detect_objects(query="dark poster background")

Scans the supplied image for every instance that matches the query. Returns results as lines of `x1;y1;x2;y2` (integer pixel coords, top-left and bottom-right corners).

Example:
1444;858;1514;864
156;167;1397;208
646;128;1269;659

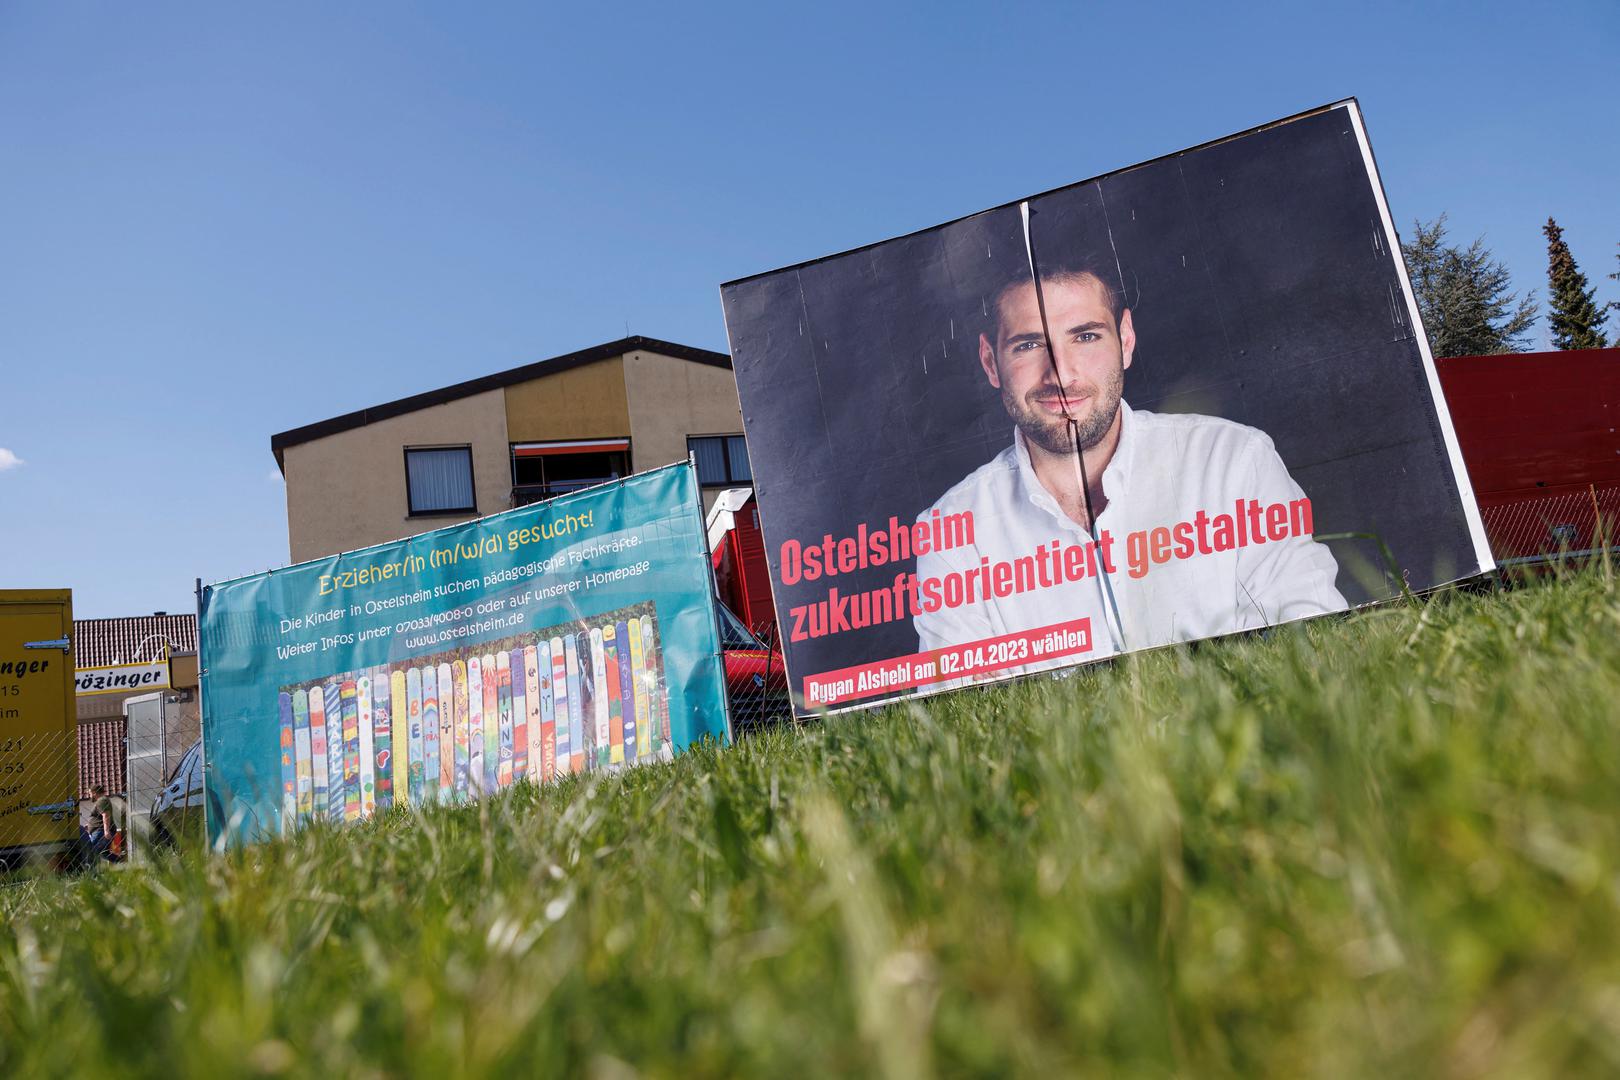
722;103;1483;691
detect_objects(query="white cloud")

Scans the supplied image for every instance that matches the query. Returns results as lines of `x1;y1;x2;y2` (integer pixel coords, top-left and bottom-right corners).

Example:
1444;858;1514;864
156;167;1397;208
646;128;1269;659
0;448;23;472
265;468;284;485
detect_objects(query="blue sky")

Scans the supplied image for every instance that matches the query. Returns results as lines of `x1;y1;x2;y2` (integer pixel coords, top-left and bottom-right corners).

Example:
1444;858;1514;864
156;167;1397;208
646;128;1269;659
2;1;1616;618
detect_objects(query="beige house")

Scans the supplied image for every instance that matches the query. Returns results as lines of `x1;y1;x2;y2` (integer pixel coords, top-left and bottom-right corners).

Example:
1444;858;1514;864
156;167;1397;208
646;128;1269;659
271;336;751;564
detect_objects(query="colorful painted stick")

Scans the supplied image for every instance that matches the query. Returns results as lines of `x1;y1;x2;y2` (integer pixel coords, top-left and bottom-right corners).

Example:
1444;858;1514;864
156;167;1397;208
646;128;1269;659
532;642;551;782
571;632;591;771
341;679;361;823
468;654;484;795
631;615;651;761
292;689;314;821
648;615;671;745
513;648;530;783
429;663;447;803
616;618;636;765
422;664;440;805
554;636;574;776
482;652;499;792
406;666;425;805
497;650;514;789
324;683;344;822
438;661;455;796
278;691;296;832
453;659;470;800
391;669;408;806
590;628;609;769
372;666;393;812
605;623;624;766
309;683;329;817
639;615;663;753
357;676;376;818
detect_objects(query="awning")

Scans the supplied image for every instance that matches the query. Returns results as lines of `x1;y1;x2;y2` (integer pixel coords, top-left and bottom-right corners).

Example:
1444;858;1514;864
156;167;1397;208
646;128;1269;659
511;439;630;457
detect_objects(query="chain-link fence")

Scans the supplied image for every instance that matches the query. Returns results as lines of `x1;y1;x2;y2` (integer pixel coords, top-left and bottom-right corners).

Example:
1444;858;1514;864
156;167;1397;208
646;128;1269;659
0;727;81;874
1481;484;1619;568
0;692;202;875
725;617;793;737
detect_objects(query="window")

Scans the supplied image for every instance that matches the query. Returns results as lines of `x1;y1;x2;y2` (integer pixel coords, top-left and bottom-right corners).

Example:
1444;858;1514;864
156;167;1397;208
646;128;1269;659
511;439;631;506
689;434;751;487
716;601;764;650
404;446;477;516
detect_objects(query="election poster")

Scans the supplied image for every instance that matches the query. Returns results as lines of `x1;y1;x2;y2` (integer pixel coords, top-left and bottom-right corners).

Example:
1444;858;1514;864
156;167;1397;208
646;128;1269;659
720;99;1492;714
198;462;728;846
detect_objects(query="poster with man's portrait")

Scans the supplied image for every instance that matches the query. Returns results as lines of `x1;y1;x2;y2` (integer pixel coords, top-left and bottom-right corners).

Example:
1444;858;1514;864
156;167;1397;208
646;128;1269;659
720;100;1492;715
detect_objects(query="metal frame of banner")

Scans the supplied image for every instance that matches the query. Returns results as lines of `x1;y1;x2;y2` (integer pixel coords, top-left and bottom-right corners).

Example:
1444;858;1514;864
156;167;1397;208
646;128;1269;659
194;575;212;853
196;461;734;851
689;453;736;746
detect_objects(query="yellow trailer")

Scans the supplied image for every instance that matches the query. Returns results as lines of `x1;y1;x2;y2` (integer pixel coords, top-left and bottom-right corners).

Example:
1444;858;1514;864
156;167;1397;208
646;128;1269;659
0;589;78;870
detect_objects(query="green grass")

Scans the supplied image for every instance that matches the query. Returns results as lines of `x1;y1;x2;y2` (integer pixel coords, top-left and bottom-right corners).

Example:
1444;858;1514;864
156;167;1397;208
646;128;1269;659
6;565;1620;1077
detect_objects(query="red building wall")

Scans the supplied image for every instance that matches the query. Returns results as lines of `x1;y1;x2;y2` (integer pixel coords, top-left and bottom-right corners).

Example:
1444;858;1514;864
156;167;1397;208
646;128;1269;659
1437;348;1620;561
710;494;777;636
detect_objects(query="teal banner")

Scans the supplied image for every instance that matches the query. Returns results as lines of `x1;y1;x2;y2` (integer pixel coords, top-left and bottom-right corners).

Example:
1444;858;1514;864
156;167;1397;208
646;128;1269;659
199;462;728;846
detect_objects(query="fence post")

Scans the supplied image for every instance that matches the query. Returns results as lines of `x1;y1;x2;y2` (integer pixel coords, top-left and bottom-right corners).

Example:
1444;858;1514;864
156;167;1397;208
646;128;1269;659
1592;484;1612;581
194;576;212;853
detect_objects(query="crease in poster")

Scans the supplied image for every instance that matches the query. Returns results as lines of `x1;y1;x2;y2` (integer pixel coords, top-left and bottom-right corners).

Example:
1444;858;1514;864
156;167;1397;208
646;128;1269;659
720;100;1492;715
199;462;727;847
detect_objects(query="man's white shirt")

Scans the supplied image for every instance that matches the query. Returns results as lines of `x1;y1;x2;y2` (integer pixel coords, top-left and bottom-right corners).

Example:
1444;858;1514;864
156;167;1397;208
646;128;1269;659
913;402;1347;669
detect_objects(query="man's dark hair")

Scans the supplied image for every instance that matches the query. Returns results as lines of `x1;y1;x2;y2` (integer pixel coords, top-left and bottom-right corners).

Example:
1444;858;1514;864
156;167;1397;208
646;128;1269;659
941;196;1130;347
987;248;1129;343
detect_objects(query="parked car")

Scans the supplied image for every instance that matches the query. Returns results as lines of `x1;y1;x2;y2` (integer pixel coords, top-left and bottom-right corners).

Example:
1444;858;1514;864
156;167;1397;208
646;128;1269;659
149;740;210;851
716;601;792;734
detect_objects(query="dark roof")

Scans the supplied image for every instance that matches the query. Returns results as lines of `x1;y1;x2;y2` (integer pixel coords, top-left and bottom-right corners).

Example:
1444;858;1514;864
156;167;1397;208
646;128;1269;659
74;613;198;668
270;336;732;470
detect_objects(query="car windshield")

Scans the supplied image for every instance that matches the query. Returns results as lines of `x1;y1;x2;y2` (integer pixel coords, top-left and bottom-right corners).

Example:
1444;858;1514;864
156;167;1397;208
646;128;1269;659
183;744;205;789
170;743;202;788
716;603;763;650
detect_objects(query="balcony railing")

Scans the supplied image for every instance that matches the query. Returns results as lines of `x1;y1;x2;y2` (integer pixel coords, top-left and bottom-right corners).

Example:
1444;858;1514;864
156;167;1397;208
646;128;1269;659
511;479;622;507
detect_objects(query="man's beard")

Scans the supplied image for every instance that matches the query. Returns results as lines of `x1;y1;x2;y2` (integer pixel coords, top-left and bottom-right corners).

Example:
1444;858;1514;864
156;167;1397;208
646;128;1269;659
1003;371;1124;456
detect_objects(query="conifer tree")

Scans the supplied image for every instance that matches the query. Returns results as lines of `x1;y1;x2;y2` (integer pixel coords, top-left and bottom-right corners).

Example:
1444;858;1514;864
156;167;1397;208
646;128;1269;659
1402;216;1537;357
1543;218;1609;350
1609;243;1620;323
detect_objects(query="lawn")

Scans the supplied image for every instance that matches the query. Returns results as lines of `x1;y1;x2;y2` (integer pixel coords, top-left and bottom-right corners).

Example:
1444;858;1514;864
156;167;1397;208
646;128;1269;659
4;565;1620;1077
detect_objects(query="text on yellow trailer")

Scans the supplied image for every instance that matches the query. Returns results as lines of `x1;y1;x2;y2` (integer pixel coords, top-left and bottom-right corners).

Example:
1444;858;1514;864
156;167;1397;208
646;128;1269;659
0;589;79;862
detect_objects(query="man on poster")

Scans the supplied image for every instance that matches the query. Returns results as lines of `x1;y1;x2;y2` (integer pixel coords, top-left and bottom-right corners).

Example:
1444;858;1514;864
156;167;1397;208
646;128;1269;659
914;239;1346;664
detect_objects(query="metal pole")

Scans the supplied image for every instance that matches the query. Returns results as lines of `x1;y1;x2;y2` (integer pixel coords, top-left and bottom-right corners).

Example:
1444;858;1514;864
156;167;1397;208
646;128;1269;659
689;455;735;746
762;621;776;727
194;576;211;853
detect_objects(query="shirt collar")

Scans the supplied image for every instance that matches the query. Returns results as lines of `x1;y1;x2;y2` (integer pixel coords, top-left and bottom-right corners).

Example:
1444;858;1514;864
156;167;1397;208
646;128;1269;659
1103;399;1138;499
1011;399;1137;527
